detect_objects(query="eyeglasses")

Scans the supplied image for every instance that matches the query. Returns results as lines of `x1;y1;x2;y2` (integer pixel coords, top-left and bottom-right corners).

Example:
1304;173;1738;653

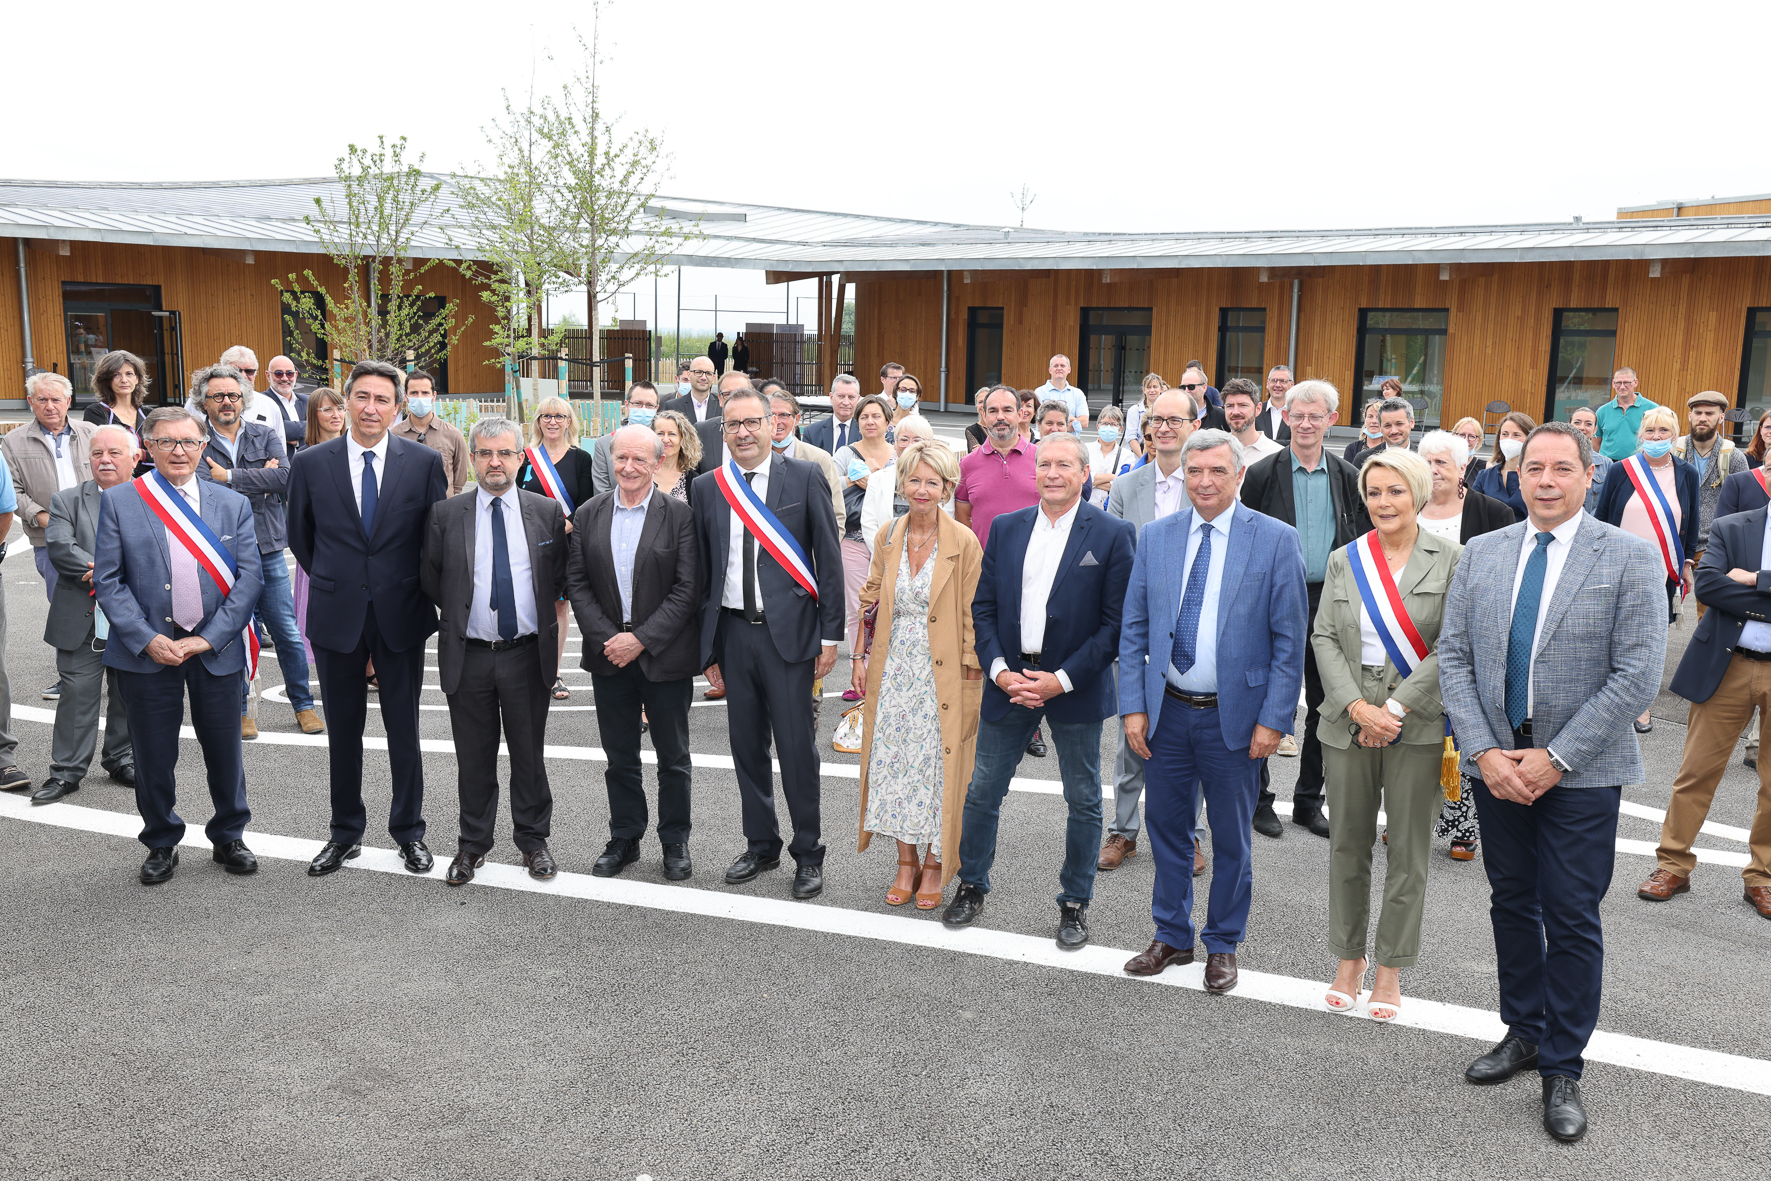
471;449;522;461
537;413;569;422
1147;416;1192;430
723;417;767;435
269;369;297;378
897;388;920;396
1289;413;1330;427
206;392;244;404
236;367;258;377
146;437;208;451
769;410;798;421
1178;383;1204;392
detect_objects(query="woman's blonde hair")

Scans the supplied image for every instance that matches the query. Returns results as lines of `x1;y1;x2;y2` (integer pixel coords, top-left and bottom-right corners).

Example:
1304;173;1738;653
653;408;700;472
527;396;580;445
895;439;961;503
1360;447;1433;512
1637;405;1679;441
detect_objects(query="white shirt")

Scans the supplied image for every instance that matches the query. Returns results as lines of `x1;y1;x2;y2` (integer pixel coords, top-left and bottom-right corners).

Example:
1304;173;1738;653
721;458;770;610
42;424;79;491
345;432;391;520
1235;434;1284;499
1168;508;1234;693
691;395;713;422
466;488;539;641
987;499;1079;693
1510;512;1584;715
268;390;301;422
1741;512;1771;653
1260;402;1286;437
1151;461;1187;519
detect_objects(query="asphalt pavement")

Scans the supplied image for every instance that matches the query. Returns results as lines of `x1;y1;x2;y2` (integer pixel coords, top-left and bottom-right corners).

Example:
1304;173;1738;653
1;550;1768;1181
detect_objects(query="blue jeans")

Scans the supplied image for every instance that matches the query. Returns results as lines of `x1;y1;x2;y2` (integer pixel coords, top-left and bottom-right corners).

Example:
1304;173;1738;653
240;549;313;714
956;707;1103;906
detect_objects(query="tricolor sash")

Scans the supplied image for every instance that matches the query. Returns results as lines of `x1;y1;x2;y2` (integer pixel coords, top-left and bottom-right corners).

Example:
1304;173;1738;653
714;459;819;600
134;471;260;678
1346;531;1430;677
525;445;575;516
1621;453;1684;588
1754;467;1770;499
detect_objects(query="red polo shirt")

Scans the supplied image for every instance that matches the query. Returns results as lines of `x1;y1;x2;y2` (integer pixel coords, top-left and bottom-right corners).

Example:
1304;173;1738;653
955;437;1039;544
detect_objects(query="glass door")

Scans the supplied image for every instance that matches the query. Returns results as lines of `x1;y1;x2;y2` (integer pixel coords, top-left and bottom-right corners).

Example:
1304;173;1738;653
1544;309;1618;424
61;283;168;405
1080;308;1153;409
965;307;1004;401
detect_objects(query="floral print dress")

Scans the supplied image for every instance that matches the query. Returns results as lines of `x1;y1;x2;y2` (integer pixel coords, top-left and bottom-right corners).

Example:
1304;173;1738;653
862;540;943;847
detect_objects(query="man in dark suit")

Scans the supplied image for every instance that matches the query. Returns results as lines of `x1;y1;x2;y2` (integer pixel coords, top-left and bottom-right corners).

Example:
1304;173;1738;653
419;417;566;886
1715;466;1770;519
33;426;136;804
708;333;729;375
93;407;264;884
1179;365;1229;432
568;425;702;881
1237;379;1371;838
802;374;863;456
287;360;448;877
942;434;1137;949
692;388;844;899
1254;366;1293;444
662;356;720;424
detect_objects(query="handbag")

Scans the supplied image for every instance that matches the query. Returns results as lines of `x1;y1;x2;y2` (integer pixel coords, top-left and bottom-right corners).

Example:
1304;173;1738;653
832;704;865;754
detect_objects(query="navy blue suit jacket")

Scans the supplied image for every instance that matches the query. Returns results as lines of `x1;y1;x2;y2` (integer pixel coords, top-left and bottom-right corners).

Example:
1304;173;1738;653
286;434;447;654
1673;507;1771;704
1594;455;1700;565
1715;468;1770;521
802;414;858;456
973;499;1136;725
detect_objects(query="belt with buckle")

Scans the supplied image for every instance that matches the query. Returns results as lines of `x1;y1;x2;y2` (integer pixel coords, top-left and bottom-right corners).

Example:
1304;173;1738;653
466;634;537;651
1164;685;1218;709
1737;647;1771;663
619;623;634;632
722;607;766;624
1020;652;1042;668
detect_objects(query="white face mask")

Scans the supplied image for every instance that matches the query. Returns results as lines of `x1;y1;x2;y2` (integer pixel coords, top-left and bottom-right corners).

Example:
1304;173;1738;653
1498;437;1523;460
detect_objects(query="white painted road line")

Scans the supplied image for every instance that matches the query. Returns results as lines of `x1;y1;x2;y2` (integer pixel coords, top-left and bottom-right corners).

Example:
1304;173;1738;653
3;790;1766;1098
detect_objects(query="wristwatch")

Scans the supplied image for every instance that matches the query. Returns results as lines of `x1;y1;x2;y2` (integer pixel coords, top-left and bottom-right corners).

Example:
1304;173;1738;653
1384;698;1406;719
1546;748;1573;774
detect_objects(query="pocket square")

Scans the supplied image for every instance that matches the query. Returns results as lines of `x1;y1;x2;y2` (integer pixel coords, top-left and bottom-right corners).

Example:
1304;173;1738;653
1078;551;1099;567
537;539;555;547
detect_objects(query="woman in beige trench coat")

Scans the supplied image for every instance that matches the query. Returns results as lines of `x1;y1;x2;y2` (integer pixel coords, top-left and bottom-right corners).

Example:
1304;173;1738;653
852;440;984;909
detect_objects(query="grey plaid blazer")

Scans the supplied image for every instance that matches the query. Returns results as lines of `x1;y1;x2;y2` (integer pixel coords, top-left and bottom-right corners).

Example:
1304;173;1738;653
1438;512;1667;788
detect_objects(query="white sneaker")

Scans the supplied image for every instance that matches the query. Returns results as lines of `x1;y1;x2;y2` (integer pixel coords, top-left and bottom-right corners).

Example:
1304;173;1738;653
1276;735;1299;757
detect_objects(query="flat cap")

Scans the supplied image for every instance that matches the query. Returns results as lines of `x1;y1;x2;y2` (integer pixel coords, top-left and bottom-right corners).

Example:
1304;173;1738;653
1687;390;1730;409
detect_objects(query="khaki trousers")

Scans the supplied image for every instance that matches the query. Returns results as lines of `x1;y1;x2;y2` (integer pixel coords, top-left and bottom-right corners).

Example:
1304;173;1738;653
1658;652;1771;886
1322;730;1446;968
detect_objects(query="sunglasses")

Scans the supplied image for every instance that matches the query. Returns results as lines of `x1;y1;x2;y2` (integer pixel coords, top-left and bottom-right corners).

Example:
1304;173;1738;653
1179;383;1205;392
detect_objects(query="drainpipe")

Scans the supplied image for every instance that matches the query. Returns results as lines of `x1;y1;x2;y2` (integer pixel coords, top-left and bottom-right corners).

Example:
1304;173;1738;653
939;269;950;412
1287;278;1300;376
16;238;35;374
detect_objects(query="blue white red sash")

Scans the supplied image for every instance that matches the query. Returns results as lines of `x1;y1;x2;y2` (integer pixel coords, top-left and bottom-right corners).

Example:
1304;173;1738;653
714;459;819;600
134;471;260;678
1754;467;1770;499
1621;453;1684;587
1346;531;1430;676
525;445;575;516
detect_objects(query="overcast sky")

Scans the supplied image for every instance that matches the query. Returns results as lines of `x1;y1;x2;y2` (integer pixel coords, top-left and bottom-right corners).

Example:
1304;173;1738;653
12;0;1766;332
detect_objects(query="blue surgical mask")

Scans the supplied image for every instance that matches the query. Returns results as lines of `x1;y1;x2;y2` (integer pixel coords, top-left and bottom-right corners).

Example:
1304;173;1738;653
847;458;872;481
897;392;918;410
406;397;433;419
628;407;656;426
1641;438;1673;458
1365;425;1383;439
678;381;693;396
773;435;794;451
1098;426;1120;444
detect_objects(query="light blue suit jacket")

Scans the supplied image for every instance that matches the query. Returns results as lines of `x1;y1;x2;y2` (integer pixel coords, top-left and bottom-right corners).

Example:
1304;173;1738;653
93;478;263;676
1118;501;1308;750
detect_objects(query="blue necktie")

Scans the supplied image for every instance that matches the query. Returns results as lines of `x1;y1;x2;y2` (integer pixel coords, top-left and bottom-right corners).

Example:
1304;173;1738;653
1505;532;1555;730
360;451;379;538
1169;523;1213;677
489;496;518;641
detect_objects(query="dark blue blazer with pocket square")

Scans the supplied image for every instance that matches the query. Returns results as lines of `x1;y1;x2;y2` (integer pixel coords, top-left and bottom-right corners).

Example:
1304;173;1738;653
973;499;1136;725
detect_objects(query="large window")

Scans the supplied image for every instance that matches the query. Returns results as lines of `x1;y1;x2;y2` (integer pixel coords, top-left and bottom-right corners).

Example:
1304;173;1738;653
281;291;329;384
61;282;166;406
1545;309;1618;424
1355;309;1447;428
1739;309;1771;438
1079;307;1152;408
1216;308;1266;391
965;307;1003;402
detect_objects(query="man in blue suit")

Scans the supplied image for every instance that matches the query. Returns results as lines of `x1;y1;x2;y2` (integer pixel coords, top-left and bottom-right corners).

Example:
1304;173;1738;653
94;407;265;885
1117;429;1308;992
942;433;1136;949
287;360;448;877
801;374;862;456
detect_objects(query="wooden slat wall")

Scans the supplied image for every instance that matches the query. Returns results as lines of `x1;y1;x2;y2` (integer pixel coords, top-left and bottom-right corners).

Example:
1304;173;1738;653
853;259;1771;427
0;238;503;397
1619;199;1771;219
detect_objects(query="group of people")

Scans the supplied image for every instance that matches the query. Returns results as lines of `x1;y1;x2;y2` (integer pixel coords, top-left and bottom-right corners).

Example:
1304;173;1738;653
6;339;1768;1148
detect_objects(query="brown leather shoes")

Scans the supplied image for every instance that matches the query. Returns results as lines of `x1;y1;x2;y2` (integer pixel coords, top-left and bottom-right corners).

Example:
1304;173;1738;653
1638;868;1690;901
1194;848;1206;876
1746;885;1771;919
241;717;258;740
523;846;557;881
296;708;325;734
1123;939;1193;977
1098;834;1136;870
1203;951;1238;993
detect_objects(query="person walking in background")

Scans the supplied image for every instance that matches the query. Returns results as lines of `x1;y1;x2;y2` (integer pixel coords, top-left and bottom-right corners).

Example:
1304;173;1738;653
517;396;594;700
1116;429;1307;992
1471;412;1537;521
1438;421;1668;1143
288;360;447;878
393;369;471;496
731;333;750;376
1673;390;1748;621
852;440;982;910
292;389;345;666
707;332;729;376
421;418;568;887
1311;449;1460;1020
83;350;151;475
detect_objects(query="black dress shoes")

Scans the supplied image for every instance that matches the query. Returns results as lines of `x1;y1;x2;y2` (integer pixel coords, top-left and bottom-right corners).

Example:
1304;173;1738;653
1204;951;1239;993
1056;902;1089;949
30;778;78;805
140;846;179;884
725;850;781;883
523;845;557;880
107;763;136;786
399;840;434;873
212;839;258;874
943;882;986;927
592;838;641;878
1293;807;1330;838
1124;939;1194;976
792;864;824;899
0;766;32;792
1542;1075;1587;1142
662;843;692;881
308;841;362;876
1465;1034;1539;1083
1252;803;1284;838
1025;728;1048;758
446;852;485;886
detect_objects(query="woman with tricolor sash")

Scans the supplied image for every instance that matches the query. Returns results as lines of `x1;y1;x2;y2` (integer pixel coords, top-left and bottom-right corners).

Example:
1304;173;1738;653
517;397;596;700
1310;448;1461;1023
1594;403;1698;733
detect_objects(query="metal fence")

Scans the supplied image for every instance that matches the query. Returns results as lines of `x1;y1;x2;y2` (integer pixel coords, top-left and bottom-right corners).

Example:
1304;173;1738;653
735;331;855;399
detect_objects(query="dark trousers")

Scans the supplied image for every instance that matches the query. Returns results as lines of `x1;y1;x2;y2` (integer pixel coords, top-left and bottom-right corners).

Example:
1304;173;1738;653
1472;729;1620;1079
446;639;553;857
717;613;823;865
312;602;426;846
118;661;249;850
592;663;693;844
1261;579;1325;812
1146;699;1261;953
